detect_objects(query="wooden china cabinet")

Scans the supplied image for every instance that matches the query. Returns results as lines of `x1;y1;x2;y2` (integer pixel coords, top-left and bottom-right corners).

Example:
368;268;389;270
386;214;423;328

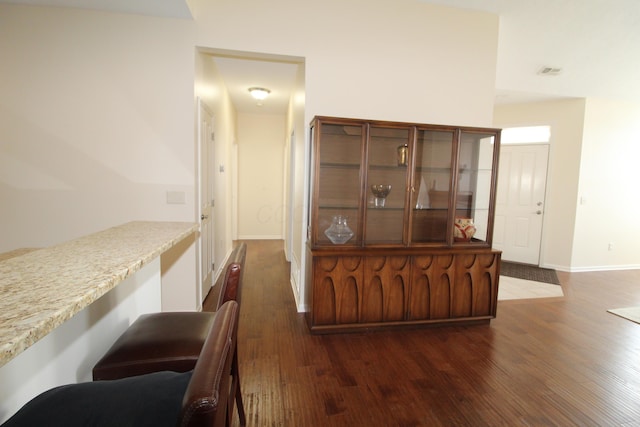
304;116;502;333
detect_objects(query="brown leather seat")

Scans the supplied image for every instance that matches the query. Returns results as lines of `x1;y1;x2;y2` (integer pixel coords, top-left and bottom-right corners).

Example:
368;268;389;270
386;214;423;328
92;243;247;426
2;301;239;427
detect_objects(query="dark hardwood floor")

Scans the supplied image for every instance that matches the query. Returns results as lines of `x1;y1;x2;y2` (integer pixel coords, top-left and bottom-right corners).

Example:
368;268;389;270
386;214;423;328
204;240;640;426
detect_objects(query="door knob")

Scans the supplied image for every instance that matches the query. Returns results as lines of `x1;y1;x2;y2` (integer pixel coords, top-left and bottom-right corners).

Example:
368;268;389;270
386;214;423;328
536;210;542;215
201;214;209;220
537;202;543;206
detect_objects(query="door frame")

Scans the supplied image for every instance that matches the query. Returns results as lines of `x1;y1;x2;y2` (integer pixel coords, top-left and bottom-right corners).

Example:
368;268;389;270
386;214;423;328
196;97;215;304
285;128;296;262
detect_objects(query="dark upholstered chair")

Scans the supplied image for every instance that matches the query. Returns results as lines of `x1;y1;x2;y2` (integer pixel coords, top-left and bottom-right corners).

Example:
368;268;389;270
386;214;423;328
92;243;247;426
2;301;239;427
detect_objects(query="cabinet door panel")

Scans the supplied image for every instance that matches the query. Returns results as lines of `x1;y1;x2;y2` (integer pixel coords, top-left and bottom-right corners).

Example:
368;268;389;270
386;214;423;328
451;272;473;317
314;122;364;246
456;132;499;244
337;275;359;324
363;256;410;322
315;276;337;325
365;126;410;244
318;124;362;163
411;130;455;244
312;256;363;325
410;254;454;319
361;275;383;323
365;209;404;244
408;255;435;320
386;274;407;321
454;253;499;316
318;166;361;207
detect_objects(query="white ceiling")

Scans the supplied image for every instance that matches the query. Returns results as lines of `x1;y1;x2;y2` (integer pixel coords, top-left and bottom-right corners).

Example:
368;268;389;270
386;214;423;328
210;55;301;115
3;0;639;113
423;0;640;105
0;0;192;18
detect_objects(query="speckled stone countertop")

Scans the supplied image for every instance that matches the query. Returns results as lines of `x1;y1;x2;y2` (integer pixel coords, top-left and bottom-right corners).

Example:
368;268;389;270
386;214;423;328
0;248;40;262
0;221;197;367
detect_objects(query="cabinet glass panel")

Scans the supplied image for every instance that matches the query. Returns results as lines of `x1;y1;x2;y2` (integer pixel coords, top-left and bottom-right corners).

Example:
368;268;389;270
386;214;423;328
316;123;363;245
455;131;497;244
410;129;455;243
365;126;410;244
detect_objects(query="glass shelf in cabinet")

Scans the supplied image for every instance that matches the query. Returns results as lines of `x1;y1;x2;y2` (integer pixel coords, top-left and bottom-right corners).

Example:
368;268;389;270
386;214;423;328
319;162;360;169
415;166;451;172
319;204;359;210
369;164;409;170
368;206;404;211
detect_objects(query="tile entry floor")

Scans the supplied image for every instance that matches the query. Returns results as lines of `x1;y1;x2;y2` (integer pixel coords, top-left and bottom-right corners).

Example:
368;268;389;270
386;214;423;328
498;275;564;300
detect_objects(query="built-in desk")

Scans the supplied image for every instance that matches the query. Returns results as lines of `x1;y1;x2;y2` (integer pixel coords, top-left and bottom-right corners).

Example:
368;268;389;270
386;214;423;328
0;221;197;423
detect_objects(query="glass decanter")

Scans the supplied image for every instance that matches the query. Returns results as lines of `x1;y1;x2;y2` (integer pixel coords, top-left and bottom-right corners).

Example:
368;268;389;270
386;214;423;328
324;215;354;244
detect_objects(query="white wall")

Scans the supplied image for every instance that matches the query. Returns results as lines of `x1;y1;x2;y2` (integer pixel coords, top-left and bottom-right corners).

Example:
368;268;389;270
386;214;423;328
0;5;197;250
494;99;586;270
573;99;640;270
2;1;500;314
237;113;286;239
191;0;499;309
194;50;238;282
191;0;499;128
494;98;640;271
285;62;307;308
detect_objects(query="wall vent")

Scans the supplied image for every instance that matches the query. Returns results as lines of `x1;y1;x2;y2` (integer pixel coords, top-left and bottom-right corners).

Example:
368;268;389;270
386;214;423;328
537;66;562;76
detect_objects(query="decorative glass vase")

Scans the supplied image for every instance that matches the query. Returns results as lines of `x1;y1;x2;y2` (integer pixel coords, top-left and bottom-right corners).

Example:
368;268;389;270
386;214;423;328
397;144;408;166
453;217;476;242
324;215;354;244
371;184;392;208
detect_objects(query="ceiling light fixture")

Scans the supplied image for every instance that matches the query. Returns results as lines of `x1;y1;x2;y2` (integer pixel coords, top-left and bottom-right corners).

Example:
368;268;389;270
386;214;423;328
248;87;271;100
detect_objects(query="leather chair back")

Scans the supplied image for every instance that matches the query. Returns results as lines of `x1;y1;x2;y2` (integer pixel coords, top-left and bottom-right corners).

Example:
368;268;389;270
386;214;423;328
216;242;247;310
179;300;239;427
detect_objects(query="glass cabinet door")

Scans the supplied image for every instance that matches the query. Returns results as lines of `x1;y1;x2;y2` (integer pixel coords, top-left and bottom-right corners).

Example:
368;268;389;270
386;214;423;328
455;130;498;244
310;116;500;249
314;122;364;246
364;125;411;245
410;129;455;243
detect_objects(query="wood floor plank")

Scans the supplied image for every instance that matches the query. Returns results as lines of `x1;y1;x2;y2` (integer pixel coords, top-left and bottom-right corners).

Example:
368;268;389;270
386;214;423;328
204;241;640;426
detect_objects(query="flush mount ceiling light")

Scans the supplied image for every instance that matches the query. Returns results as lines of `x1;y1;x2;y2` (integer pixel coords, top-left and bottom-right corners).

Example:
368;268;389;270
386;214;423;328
248;87;271;100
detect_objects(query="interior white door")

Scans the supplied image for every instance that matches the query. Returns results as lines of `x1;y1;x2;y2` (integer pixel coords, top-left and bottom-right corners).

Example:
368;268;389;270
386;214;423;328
197;99;214;303
493;144;549;265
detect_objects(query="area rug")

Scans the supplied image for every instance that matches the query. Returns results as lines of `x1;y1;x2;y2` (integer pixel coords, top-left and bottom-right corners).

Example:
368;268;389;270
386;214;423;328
500;261;560;285
607;307;640;324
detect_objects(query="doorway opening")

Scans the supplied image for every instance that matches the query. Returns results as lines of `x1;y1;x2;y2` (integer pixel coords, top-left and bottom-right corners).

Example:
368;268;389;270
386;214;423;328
493;125;551;266
195;47;306;307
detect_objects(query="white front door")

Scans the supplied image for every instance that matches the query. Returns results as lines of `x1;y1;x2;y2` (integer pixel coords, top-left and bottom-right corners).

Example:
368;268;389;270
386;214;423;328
197;98;215;303
493;144;549;265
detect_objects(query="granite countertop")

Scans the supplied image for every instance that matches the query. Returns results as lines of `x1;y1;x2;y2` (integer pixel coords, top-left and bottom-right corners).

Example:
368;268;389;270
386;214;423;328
0;221;198;367
0;248;40;262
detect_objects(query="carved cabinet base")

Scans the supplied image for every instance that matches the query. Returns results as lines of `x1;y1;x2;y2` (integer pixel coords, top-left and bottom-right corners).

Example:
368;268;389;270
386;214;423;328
305;249;501;334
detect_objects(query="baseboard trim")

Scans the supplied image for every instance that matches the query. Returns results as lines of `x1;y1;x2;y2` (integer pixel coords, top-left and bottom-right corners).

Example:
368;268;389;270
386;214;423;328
544;263;640;273
237;235;282;240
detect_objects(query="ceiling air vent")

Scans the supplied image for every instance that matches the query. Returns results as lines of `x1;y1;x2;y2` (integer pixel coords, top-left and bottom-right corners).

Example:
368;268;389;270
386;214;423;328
537;66;562;76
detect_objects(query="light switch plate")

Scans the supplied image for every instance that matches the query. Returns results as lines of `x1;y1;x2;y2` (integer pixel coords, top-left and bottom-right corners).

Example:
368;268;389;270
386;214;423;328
166;190;186;204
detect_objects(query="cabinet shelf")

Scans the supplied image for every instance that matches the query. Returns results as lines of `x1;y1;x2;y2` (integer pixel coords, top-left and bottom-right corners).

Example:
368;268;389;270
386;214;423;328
367;206;404;211
369;165;408;170
319;162;360;169
318;204;358;209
